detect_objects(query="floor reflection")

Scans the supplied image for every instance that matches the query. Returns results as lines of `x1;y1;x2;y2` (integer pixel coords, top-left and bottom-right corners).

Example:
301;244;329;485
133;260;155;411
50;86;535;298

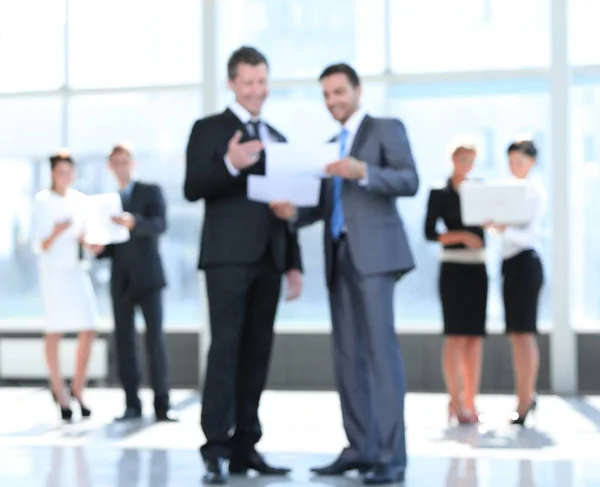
1;389;600;486
45;446;91;487
21;446;597;487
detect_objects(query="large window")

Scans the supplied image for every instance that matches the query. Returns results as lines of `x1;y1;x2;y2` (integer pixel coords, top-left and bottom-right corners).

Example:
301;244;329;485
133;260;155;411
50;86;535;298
0;97;63;156
389;85;552;331
0;0;65;92
217;0;386;80
0;0;593;334
572;84;600;329
570;0;600;65
68;91;201;154
68;0;202;88
390;0;550;73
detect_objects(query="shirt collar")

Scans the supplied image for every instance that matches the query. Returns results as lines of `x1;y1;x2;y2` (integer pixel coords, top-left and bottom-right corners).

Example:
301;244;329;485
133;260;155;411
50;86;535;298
120;180;136;195
342;109;367;135
229;100;261;124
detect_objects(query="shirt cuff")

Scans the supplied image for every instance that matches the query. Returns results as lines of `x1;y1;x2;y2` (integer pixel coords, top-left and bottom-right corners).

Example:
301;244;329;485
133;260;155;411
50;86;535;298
224;155;240;176
358;164;369;186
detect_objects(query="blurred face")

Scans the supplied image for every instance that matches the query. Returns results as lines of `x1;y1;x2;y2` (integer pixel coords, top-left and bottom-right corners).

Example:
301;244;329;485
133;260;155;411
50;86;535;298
228;62;269;117
321;73;361;124
51;160;74;191
109;151;135;185
508;150;535;179
452;149;476;178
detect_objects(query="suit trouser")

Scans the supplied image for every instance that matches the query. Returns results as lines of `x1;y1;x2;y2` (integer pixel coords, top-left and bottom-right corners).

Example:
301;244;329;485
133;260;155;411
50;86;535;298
200;255;281;461
330;237;407;468
112;287;170;412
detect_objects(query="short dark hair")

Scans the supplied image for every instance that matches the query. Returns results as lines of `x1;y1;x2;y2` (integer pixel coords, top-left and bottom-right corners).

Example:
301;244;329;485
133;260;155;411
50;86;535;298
227;46;268;80
318;63;361;87
507;139;538;158
49;150;74;169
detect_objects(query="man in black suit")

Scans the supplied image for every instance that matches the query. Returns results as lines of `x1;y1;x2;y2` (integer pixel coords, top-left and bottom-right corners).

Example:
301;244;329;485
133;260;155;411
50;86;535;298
184;46;303;485
94;144;176;423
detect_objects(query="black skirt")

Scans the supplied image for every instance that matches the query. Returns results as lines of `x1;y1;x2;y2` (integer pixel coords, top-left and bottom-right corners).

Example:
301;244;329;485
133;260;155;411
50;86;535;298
502;249;544;334
439;262;488;336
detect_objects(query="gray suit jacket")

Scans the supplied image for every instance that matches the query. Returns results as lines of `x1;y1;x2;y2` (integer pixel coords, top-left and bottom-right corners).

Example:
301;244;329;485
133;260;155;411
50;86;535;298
297;115;419;287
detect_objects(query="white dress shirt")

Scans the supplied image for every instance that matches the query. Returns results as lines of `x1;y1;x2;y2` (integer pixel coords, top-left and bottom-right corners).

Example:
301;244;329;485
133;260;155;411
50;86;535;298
501;176;548;260
339;109;369;186
224;101;274;176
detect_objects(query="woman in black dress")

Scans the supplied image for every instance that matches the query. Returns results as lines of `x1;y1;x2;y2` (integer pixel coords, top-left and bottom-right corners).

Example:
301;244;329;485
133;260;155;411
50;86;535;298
488;139;546;426
425;135;487;425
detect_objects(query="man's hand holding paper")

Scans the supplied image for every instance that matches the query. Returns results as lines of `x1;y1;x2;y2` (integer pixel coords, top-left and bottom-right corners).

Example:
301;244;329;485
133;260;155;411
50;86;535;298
325;156;367;180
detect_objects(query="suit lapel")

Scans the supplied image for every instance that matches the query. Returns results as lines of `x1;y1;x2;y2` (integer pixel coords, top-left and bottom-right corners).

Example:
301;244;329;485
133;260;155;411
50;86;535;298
123;182;138;211
265;123;286;142
349;115;373;157
223;108;248;137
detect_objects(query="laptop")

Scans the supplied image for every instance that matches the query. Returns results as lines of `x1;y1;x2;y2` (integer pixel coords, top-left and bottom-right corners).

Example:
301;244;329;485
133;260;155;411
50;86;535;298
459;179;531;226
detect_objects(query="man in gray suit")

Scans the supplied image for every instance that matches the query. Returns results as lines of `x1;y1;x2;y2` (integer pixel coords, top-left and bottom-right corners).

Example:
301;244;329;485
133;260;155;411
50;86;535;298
272;63;419;485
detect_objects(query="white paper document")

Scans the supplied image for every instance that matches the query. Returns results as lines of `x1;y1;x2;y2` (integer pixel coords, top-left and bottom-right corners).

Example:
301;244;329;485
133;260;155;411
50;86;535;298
84;193;130;245
247;175;321;207
264;142;338;178
459;179;531;225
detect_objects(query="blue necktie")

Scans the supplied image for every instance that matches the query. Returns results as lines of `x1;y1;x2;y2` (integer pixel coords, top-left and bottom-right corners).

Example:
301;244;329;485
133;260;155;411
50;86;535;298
330;128;348;238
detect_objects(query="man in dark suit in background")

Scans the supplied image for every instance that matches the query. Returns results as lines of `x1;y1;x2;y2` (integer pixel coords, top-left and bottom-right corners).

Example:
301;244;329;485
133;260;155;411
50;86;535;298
272;63;419;485
94;144;176;423
184;46;303;485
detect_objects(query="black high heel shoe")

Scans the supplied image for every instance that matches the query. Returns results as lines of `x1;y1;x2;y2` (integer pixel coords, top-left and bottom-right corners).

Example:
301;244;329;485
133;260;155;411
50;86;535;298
510;395;538;426
70;388;91;418
51;390;73;421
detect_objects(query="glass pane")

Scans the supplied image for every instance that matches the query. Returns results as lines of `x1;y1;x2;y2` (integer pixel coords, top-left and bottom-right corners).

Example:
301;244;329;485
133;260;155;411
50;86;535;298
0;158;44;319
0;0;65;92
217;0;386;80
68;90;201;154
0;97;63;156
390;0;550;72
389;86;552;331
0;96;63;321
68;0;202;88
570;0;600;65
218;84;388;327
572;85;600;329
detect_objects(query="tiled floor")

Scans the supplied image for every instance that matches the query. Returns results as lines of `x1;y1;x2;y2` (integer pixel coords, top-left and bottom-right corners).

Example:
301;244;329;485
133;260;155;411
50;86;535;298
1;388;600;486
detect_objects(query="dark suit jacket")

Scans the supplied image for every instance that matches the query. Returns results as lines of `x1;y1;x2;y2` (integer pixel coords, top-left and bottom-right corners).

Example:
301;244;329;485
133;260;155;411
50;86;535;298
297;115;419;286
183;108;302;273
98;181;167;298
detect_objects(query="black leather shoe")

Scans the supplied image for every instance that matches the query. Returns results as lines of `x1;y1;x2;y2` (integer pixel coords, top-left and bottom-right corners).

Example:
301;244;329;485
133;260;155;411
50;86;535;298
115;408;142;422
311;457;370;476
155;410;178;422
203;458;227;485
363;465;405;485
229;450;290;475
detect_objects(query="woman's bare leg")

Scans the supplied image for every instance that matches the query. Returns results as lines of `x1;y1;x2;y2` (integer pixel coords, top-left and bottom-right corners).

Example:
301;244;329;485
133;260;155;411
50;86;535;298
45;333;67;405
71;330;96;400
461;337;483;413
508;332;539;415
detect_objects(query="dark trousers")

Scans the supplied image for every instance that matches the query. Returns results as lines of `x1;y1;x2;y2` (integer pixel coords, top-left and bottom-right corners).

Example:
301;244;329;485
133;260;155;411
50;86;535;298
200;255;281;461
112;287;170;412
330;237;407;468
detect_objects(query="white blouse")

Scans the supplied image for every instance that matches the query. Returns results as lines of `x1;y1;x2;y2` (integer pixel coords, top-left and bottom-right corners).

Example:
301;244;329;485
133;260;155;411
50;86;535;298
33;188;89;270
501;177;548;260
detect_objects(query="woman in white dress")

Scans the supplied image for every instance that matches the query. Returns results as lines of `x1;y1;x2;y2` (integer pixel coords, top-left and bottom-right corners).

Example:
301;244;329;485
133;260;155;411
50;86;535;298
33;151;99;421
